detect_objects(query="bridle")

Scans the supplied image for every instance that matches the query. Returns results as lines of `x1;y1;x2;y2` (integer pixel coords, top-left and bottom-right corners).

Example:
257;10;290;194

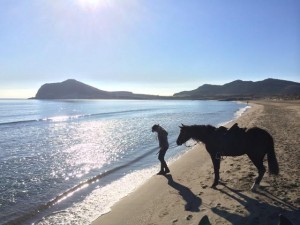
184;139;198;148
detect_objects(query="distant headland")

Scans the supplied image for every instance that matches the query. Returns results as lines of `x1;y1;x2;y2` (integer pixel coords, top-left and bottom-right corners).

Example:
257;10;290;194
174;78;300;100
32;79;165;100
32;78;300;100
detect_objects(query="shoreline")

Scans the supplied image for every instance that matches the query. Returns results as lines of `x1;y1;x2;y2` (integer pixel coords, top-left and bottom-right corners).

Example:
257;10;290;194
89;103;252;222
92;100;300;225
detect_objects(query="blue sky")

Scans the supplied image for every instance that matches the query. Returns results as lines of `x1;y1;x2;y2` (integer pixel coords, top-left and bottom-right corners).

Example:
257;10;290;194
0;0;299;98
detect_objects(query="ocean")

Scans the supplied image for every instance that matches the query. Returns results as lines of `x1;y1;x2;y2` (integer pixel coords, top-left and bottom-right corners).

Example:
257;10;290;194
0;99;249;225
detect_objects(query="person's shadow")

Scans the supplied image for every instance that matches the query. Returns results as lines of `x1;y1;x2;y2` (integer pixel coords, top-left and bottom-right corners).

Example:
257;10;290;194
211;183;299;225
164;174;201;212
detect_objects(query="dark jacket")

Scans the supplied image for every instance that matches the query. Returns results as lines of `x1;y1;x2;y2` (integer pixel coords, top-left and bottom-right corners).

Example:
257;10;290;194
157;127;169;149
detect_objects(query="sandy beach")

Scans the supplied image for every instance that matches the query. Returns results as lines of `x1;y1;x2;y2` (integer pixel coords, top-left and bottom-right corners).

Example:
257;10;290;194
92;100;300;225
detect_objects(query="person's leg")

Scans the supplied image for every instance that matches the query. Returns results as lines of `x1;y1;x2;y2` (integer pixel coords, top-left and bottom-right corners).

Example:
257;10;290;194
158;149;170;174
157;150;165;174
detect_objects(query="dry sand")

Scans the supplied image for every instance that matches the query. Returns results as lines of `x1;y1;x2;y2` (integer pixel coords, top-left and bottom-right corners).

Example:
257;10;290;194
92;100;300;225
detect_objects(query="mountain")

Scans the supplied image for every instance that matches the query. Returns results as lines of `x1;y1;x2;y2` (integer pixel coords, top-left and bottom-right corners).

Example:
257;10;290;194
173;78;300;99
33;78;300;100
33;79;163;99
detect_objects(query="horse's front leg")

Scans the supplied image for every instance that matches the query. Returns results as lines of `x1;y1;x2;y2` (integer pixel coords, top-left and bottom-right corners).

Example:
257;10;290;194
210;155;220;188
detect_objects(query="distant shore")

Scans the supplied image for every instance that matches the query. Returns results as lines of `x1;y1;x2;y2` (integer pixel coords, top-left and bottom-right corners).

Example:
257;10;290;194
92;100;300;225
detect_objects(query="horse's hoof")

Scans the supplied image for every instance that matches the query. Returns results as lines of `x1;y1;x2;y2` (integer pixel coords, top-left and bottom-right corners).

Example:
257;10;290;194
218;180;225;185
211;183;218;189
251;183;260;192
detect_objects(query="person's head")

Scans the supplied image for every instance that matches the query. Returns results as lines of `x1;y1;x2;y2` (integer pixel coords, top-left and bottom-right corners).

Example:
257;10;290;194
152;124;160;132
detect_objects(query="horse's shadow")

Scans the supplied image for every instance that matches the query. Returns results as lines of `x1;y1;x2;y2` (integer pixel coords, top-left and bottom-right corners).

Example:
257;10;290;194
212;183;299;225
164;174;201;212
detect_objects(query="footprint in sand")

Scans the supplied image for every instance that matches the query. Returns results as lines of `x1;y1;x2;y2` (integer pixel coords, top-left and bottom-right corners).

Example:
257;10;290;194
159;210;169;218
186;215;193;220
172;219;178;223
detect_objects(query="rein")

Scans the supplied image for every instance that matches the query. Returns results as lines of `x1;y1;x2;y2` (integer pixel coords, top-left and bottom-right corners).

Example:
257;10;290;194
185;140;199;148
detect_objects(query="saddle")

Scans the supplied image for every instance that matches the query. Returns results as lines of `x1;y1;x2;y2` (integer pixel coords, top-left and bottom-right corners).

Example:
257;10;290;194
227;123;246;136
220;123;246;155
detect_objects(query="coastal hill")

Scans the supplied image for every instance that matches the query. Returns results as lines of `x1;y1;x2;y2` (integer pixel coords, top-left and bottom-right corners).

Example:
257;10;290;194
174;78;300;99
33;78;300;100
34;79;163;100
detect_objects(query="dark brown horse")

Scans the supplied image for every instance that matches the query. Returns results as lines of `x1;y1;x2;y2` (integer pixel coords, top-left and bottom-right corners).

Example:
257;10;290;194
176;123;279;191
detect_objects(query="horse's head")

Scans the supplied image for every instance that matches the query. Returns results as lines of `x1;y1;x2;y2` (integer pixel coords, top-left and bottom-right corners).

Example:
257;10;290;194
176;124;192;145
177;124;215;145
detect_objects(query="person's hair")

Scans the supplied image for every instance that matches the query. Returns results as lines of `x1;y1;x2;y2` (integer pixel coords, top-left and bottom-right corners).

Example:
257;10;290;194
152;124;160;131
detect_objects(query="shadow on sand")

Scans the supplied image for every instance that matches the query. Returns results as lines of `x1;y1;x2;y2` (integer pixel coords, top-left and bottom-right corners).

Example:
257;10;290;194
211;183;299;225
164;174;201;212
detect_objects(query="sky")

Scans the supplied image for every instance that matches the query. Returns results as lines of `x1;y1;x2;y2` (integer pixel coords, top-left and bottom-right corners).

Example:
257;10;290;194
0;0;299;98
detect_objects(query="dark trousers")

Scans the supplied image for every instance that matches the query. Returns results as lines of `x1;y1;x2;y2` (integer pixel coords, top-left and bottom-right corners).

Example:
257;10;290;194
158;147;169;172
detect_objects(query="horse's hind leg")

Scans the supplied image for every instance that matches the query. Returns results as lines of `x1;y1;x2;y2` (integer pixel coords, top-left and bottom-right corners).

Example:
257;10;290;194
210;155;220;188
248;154;266;191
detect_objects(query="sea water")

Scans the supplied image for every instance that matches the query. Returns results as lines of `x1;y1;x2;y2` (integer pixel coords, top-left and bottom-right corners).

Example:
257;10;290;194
0;99;249;224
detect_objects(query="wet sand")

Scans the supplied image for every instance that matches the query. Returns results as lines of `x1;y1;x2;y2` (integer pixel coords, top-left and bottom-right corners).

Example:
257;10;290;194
92;100;300;225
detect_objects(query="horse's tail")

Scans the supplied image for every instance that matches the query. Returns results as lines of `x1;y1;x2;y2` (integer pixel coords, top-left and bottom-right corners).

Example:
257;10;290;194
267;136;279;175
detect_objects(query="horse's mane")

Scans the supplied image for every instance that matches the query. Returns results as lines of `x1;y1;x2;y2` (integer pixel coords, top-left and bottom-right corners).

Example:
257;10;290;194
185;124;217;141
189;124;216;131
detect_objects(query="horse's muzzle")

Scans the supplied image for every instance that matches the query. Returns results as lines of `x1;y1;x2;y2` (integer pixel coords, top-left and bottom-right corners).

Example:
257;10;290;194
176;140;182;146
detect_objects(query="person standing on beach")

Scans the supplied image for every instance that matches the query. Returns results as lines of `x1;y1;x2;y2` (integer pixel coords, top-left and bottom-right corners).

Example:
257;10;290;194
152;124;170;175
